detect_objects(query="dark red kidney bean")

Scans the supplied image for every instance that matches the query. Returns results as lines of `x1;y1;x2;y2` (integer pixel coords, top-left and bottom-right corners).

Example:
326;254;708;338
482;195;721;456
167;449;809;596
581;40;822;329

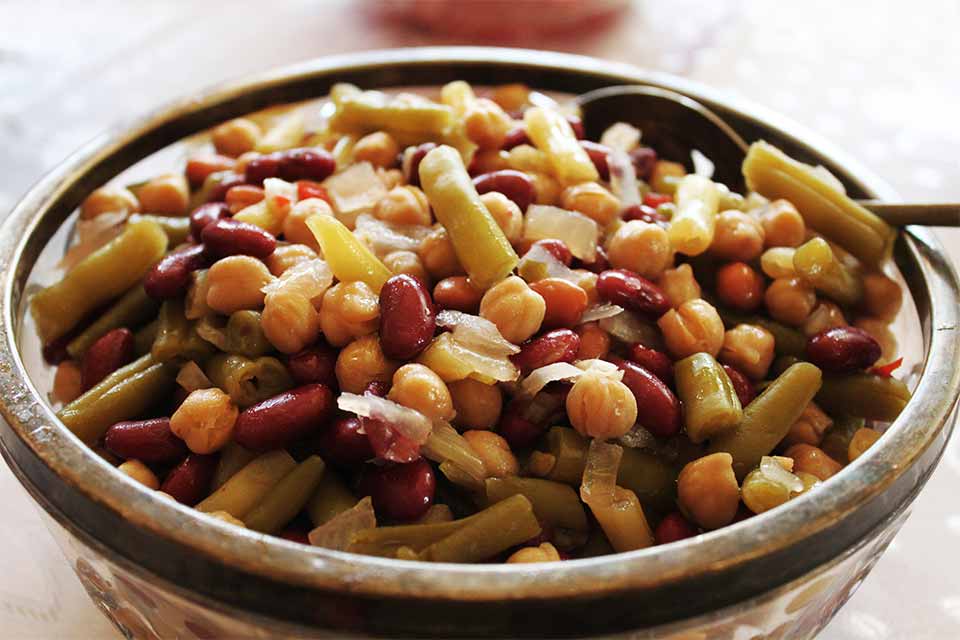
402;142;437;187
622;204;668;227
286;344;338;389
472;170;535;212
511;329;581;376
722;365;756;407
189;202;231;238
531;239;573;266
579;140;611;181
608;357;681;438
501;126;530;150
596;269;670;316
278;528;311;545
234;384;334;452
201;218;277;260
161;454;218;506
143;244;209;300
629;344;674;386
81;328;135;391
363;380;390;397
244;148;336;184
577;245;610;274
358;458;435;522
630;146;658;180
497;410;545;450
318;415;375;466
104;418;188;464
364;416;421;463
655;511;698;545
806;326;882;373
206;172;246;203
379;274;436;360
565;114;585;139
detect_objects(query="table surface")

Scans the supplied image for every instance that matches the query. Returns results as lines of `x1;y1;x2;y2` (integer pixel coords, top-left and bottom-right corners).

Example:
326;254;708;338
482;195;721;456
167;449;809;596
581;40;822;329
1;1;959;637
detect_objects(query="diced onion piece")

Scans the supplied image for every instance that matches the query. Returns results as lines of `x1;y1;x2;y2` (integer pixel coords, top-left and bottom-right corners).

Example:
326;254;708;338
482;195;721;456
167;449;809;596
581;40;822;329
262;258;332;305
264;177;297;219
524;205;598;262
599;311;661;347
308;496;376;551
617;425;658;451
579;439;623;507
691;149;715;179
194;316;229;350
519;362;584;398
418;332;519;384
58;211;127;271
600;122;641;153
435;310;519;357
323;161;387;228
574;358;624;380
256;111;305;153
760;456;804;493
176;361;213;392
338;393;433;445
579;303;624;324
517;243;582;284
353;213;433;257
422;420;487;489
607;148;640;208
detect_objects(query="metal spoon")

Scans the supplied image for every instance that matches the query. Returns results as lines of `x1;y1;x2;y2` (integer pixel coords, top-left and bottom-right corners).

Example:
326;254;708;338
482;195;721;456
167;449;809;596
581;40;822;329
576;85;960;227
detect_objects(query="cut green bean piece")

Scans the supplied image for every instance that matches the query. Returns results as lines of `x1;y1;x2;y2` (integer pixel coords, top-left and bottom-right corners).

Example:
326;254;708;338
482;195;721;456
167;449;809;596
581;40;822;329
709;362;822;478
718;307;806;357
816;373;910;422
31;218;167;343
484;476;588;531
129;213;191;247
196;450;296;518
417;495;541;563
544;426;590;485
675;352;743;444
205;354;293;407
793;237;864;306
152;299;215;362
67;285;159;359
820;415;867;464
225;311;271;357
348;518;468;558
306;469;357;526
134;319;159;356
212;441;257;490
244;456;326;534
330;84;454;139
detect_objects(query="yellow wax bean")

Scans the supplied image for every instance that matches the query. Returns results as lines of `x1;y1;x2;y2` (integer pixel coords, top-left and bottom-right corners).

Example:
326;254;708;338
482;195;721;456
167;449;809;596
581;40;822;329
668;175;719;256
306;214;391;293
524;107;598;185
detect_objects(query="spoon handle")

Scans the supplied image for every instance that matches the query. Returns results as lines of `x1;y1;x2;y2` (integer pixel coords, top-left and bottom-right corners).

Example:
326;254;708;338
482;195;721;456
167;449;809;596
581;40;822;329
856;201;960;227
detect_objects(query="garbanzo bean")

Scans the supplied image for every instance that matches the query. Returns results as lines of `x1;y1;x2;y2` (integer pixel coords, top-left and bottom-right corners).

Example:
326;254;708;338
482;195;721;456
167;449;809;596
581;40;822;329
861;272;902;321
374;186;432;227
283;198;329;251
649;160;686;194
506;542;561;564
710;210;765;262
716;262;765;312
848;427;882;461
575;322;611;360
462;430;518;478
319;281;380;347
212;118;262;157
449;378;502;430
784;444;842;481
353;131;400;168
479;276;545;344
419;227;465;280
387;363;455;421
657;298;725;359
265;244;318;276
80;185;140;220
464;98;513;150
607;220;673;279
677;453;740;530
206;255;273;314
334;334;398;394
782;402;833;448
566;371;638;439
382;250;431;285
764;277;817;327
170;388;239;454
802;301;847;337
137;174;190;216
719;324;775;380
657;263;702;309
561;182;621;226
261;291;322;354
479;192;523;244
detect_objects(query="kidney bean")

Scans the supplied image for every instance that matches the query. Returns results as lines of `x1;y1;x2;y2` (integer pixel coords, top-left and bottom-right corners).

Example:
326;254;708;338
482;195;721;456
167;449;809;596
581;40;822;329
629;344;674;385
402;142;437;187
623;204;668;227
379;274;436;360
433;276;483;313
104;418;188;464
225;184;265;214
186;154;235;188
501;126;530;150
511;329;581;376
358;458;435;522
531;239;573;266
497;410;544;450
630;146;658;181
81;328;135;391
189;202;231;239
286;344;338;389
596;269;670;316
234;384;335;452
806;326;882;373
161;454;218;505
608;357;681;438
655;511;698;545
722;364;756;407
579;140;611;181
472;170;535;212
577;245;610;274
363;380;390;397
498;387;567;449
530;279;589;329
206;172;246;203
201;218;277;260
244;148;336;184
317;415;375;466
566;114;585;139
143;244;209;300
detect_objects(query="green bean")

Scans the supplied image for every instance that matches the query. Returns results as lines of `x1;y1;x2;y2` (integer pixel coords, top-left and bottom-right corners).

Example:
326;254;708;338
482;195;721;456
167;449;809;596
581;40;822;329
151;299;215;362
129;213;191;247
205;354;293;407
58;354;176;444
674;353;743;444
820;415;866;465
793;237;864;306
134;319;159;356
212;442;257;490
484;476;588;531
417;495;541;563
329;84;454;140
196;450;296;518
244;456;326;534
709;362;822;478
348;518;468;558
225;311;272;357
718;307;806;357
306;469;357;526
543;426;590;484
816;373;910;422
770;355;801;379
66;286;159;359
31;218;168;343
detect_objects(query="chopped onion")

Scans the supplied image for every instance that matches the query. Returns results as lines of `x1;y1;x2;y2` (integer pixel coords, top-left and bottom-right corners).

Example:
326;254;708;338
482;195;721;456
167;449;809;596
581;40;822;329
607;148;641;208
618;425;658;450
575;359;624;380
258;111;306;153
579;439;623;507
691;149;715;179
422;420;487;490
264;178;297;220
760;456;804;493
338;393;433;445
262;258;332;305
58;211;127;271
517;243;582;284
353;213;433;257
599;311;662;347
519;362;584;398
524;205;598;262
176;361;212;392
308;496;376;551
194;316;229;350
435;310;519;356
421;332;519;384
323;161;387;228
579;303;624;324
600;122;641;153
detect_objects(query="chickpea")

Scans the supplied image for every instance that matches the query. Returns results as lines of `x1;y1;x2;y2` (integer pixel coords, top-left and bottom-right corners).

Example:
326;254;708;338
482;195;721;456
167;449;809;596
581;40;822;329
479;276;546;343
463;430;518;478
783;444;842;481
507;145;551;174
387;364;455;421
802;302;847;337
80;185;140;220
719;324;775;380
335;334;399;394
649;160;686;194
480;192;523;244
506;542;561;564
759;199;805;248
710;210;765;262
741;467;793;515
433;276;483;313
419;228;465;279
448;378;502;430
282;198;329;251
854;317;897;362
677;453;740;530
382;250;431;285
566;372;638;439
716;262;765;313
607;220;673;278
212;117;262;157
576;322;611;360
319;281;379;347
793;472;821;496
377;167;404;190
374;186;432;227
782;402;833;448
117;460;160;490
760;247;797;279
530;172;562;205
861;272;902;321
491;83;530;113
657;298;725;359
561;183;621;226
226;184;266;214
206;256;273;314
170;388;239;454
530;278;589;329
764;277;816;327
353;131;400;168
52;360;83;405
464;98;513;150
265;243;318;276
261;292;321;354
657;264;702;309
848;427;882;462
137;173;190;215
